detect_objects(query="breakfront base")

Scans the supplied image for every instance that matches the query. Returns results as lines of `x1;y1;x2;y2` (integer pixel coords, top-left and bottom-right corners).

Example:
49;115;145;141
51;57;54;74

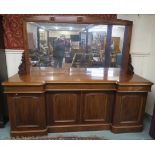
10;124;144;137
48;123;110;133
10;124;143;137
111;125;143;133
11;129;48;138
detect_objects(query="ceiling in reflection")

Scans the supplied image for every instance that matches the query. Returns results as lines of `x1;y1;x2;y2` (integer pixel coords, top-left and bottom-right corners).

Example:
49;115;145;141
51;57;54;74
28;22;125;34
29;22;90;31
29;22;124;32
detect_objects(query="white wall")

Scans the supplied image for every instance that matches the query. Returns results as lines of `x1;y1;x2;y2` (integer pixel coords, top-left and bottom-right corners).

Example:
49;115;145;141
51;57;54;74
5;49;23;77
117;14;155;115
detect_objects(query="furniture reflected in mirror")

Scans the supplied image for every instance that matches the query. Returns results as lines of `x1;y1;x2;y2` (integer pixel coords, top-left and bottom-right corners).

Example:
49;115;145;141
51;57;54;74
26;22;126;69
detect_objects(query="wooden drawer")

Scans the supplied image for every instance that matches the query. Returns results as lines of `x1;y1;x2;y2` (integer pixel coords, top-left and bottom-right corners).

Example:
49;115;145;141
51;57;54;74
116;85;152;92
46;83;116;91
4;85;44;93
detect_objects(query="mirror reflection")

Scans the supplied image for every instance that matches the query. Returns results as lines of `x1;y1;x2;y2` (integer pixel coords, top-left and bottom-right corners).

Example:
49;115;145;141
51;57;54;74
27;22;125;68
110;25;125;67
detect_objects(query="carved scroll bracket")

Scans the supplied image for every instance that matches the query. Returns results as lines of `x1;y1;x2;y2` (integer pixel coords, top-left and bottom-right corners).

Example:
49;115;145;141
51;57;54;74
18;53;27;75
128;54;134;75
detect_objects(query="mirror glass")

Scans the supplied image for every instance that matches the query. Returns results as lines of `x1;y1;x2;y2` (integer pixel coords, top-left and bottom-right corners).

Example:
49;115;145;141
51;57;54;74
27;22;125;68
110;25;125;67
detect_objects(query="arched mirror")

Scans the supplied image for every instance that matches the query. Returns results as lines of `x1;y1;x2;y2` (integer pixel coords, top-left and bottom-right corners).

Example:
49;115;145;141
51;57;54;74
23;15;132;74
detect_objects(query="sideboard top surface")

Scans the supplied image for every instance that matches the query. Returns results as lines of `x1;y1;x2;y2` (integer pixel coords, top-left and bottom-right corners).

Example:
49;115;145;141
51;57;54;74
2;67;153;86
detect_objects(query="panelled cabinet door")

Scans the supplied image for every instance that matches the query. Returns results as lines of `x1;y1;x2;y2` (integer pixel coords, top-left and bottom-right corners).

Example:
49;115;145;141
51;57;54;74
7;93;46;131
46;92;80;125
113;92;147;126
81;92;114;124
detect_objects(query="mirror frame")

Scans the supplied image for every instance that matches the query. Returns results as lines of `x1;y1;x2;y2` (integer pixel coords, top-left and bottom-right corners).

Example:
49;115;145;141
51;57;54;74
21;15;133;75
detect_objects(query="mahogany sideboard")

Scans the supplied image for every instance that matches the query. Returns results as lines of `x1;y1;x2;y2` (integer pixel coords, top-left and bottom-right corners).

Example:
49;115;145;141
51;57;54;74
2;67;153;137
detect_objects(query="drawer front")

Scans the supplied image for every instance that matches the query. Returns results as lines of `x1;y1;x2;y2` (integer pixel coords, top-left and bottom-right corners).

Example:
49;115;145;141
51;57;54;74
117;85;151;92
4;85;44;93
46;83;116;91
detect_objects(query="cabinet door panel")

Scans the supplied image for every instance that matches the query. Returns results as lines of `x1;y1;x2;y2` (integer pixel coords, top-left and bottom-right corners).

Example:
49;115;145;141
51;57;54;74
47;92;80;125
8;94;46;130
113;93;147;125
82;92;114;123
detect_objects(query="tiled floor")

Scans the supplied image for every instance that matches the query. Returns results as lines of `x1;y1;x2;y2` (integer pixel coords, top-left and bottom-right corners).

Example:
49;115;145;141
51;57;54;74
0;116;153;140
